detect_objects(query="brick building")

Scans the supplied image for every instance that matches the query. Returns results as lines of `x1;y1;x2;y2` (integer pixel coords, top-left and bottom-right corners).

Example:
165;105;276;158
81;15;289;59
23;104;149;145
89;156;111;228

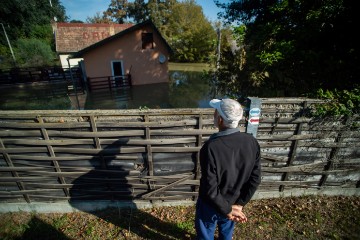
53;20;172;85
52;22;133;68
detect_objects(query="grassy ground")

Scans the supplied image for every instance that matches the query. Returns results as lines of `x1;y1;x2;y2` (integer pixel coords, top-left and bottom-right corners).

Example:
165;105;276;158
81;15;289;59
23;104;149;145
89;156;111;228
168;62;213;72
0;195;359;240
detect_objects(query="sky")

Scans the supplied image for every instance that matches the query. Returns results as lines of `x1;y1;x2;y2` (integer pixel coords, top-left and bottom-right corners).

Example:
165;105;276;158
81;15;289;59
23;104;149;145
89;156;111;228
61;0;222;22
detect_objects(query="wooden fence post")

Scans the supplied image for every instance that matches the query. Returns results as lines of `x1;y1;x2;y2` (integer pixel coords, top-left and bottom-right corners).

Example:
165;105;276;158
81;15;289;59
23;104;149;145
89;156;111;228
144;115;153;177
37;117;70;198
194;113;203;200
87;77;92;92
245;97;262;137
318;116;352;187
279;101;308;192
143;114;154;198
108;77;112;90
0;139;31;203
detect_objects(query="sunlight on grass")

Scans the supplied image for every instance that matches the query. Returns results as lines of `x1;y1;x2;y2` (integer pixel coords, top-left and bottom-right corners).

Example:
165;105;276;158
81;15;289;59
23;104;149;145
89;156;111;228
0;196;359;239
169;62;214;72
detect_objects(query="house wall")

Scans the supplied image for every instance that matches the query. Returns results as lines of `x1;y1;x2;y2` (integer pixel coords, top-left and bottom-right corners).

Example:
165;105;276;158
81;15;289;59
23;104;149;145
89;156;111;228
59;54;83;68
53;22;133;53
82;25;170;85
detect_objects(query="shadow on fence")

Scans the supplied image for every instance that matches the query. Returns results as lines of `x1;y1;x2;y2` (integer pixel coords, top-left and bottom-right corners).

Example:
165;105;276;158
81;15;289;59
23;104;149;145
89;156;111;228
67;140;195;239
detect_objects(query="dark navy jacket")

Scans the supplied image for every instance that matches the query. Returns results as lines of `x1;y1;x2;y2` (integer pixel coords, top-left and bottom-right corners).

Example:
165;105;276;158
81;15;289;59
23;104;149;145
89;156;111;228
198;128;261;216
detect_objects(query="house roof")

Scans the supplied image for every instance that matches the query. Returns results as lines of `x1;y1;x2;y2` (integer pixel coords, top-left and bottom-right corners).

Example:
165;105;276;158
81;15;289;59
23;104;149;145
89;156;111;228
53;22;133;53
72;20;173;58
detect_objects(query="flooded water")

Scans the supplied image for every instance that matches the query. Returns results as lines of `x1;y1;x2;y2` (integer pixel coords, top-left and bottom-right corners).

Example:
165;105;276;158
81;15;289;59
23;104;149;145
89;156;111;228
0;63;217;110
0;82;72;110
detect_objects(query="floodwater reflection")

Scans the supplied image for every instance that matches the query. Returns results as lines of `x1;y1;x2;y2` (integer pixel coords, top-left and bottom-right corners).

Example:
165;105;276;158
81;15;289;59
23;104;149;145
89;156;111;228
84;70;214;109
0;67;216;110
0;82;71;110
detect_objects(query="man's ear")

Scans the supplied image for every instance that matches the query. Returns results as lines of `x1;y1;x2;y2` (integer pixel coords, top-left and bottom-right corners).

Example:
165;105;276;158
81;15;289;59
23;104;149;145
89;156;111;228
218;115;224;125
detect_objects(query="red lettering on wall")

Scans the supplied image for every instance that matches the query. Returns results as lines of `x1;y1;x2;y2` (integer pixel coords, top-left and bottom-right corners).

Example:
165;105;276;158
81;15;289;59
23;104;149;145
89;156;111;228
102;32;110;39
83;32;89;39
82;32;111;40
92;32;100;40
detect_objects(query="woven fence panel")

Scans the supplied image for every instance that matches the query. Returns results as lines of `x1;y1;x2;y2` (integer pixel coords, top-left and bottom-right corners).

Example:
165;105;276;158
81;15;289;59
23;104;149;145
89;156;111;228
0;98;359;204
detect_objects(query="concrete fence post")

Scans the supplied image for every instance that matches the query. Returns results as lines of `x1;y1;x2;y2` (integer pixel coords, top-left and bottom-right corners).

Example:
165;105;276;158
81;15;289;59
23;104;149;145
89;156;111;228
245;97;262;138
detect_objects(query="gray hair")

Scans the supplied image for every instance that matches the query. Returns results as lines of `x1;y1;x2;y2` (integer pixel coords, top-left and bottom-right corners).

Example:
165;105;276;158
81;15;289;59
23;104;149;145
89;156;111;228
212;98;243;129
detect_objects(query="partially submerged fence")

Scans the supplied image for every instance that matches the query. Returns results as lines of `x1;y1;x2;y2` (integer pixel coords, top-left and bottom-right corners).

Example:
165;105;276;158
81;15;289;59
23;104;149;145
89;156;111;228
0;66;81;84
0;66;85;94
0;98;359;206
87;75;132;91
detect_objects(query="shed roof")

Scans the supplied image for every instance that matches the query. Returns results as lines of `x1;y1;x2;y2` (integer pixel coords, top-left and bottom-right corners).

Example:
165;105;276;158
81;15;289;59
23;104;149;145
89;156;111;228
72;20;172;58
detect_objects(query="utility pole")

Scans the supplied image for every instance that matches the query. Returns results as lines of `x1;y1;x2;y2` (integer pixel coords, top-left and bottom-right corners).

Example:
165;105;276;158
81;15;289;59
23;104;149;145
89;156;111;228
0;23;16;66
216;27;221;70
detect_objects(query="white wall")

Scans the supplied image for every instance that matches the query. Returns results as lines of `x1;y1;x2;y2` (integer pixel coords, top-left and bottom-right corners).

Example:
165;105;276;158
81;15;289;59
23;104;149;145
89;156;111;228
59;54;83;68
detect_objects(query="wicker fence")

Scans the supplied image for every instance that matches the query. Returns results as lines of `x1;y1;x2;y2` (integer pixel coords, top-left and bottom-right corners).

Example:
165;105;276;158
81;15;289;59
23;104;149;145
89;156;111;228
0;98;359;207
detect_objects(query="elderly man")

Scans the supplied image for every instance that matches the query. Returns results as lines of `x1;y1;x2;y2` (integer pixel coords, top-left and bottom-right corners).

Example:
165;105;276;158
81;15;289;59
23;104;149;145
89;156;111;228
195;98;261;240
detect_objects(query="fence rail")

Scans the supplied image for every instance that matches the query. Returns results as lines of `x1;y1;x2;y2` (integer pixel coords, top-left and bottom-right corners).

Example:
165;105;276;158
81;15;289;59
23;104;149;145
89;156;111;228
0;98;359;205
0;66;85;95
87;75;132;91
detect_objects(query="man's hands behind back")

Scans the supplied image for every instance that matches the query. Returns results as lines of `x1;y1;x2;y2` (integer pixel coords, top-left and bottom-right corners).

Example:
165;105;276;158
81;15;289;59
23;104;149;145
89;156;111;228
227;205;248;223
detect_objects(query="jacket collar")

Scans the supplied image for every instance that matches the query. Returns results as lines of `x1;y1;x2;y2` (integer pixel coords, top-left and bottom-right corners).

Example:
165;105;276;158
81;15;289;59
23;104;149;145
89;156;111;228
209;128;240;141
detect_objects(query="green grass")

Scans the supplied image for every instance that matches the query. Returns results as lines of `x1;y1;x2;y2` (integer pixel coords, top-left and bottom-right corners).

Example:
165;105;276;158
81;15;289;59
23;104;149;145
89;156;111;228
169;62;214;72
0;195;359;240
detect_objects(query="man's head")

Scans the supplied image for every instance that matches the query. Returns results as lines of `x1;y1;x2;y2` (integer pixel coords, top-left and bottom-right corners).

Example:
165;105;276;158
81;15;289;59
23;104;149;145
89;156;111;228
209;98;243;129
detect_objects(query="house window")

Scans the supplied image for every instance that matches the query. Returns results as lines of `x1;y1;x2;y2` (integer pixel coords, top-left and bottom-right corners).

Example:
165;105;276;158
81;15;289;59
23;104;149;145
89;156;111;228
142;32;154;49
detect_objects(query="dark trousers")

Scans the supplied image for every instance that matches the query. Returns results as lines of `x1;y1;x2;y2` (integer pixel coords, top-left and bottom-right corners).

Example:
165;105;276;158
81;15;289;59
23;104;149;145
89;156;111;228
195;198;235;240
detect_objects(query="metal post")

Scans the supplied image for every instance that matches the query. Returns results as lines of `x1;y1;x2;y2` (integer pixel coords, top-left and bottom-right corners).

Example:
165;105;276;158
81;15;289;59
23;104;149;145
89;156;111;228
245;97;262;137
0;23;16;66
67;57;81;110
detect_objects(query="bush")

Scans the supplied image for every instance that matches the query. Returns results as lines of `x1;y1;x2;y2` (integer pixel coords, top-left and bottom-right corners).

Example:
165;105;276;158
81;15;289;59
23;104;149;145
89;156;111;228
15;38;55;67
314;87;360;116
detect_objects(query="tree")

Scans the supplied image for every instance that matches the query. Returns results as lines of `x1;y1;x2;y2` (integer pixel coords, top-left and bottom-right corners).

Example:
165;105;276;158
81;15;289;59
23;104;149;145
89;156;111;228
147;0;176;31
0;0;66;40
210;25;249;97
166;0;216;62
215;0;359;97
128;0;148;23
15;38;55;67
86;12;112;24
104;0;132;23
99;0;216;63
70;20;84;23
0;0;67;68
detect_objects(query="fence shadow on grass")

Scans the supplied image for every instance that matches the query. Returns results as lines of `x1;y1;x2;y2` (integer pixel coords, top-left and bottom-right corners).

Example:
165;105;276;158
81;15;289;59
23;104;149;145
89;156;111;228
15;216;70;240
67;139;196;239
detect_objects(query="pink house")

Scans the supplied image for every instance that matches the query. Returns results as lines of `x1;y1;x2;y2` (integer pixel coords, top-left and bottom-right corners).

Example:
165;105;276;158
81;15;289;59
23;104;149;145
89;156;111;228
72;20;172;86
